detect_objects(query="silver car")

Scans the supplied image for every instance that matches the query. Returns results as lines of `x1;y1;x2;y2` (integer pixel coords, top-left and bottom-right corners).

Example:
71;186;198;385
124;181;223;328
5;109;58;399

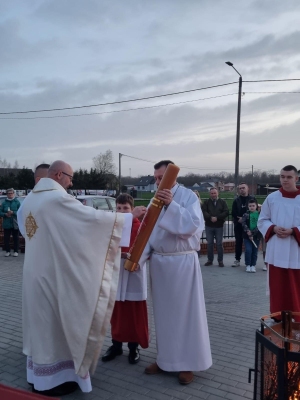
76;195;116;212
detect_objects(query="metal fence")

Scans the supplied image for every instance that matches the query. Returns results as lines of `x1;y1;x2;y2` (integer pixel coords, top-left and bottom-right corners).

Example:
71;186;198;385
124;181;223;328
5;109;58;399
200;213;235;243
134;202;235;243
134;195;266;244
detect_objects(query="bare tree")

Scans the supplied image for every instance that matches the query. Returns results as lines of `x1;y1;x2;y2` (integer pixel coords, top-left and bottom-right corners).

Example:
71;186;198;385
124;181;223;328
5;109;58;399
13;160;19;169
0;157;10;168
93;150;116;175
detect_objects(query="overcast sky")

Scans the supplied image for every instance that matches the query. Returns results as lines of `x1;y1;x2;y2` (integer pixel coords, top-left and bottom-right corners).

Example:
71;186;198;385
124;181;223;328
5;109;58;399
1;0;300;178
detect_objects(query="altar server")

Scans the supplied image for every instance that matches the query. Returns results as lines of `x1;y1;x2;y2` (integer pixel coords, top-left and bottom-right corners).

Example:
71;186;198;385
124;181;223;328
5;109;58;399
139;160;212;385
102;194;148;364
258;165;300;320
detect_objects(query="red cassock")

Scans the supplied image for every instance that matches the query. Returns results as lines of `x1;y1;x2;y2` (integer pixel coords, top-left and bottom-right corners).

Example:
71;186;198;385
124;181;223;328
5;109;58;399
111;217;149;348
269;265;300;320
263;188;300;321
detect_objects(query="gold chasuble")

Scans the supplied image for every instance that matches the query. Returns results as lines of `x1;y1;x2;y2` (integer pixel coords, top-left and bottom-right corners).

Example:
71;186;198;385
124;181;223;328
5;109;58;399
18;178;125;378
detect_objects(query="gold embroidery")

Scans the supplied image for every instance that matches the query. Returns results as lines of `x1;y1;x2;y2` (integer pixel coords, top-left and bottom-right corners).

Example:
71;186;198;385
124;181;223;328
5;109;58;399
25;212;38;240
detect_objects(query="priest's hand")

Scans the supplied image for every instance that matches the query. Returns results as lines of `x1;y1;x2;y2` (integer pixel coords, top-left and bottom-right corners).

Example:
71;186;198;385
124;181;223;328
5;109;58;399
156;189;173;205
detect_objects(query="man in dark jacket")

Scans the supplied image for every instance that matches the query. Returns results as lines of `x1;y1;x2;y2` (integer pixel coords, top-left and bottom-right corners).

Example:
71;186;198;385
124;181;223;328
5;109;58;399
202;188;229;267
231;182;254;267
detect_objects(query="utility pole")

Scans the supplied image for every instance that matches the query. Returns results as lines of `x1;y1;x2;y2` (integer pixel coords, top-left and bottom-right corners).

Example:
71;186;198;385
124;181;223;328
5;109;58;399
118;153;122;195
225;61;243;197
252;165;254;196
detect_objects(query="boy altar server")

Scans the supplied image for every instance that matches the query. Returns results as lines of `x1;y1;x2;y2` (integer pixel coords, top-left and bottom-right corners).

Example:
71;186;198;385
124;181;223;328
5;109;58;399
102;194;148;364
258;165;300;319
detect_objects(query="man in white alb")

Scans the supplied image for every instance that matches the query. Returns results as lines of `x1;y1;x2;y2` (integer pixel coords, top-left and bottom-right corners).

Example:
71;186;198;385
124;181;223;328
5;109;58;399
139;160;212;385
18;160;144;397
258;165;300;320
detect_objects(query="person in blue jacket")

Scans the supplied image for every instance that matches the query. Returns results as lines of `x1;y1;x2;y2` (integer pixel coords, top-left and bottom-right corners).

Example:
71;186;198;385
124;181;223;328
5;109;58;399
0;188;20;257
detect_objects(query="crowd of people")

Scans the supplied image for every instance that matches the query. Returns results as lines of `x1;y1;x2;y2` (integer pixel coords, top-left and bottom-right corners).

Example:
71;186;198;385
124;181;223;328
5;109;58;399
0;160;299;396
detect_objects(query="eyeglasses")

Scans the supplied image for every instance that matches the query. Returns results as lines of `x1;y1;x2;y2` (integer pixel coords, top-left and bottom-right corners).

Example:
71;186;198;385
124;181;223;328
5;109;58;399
61;172;73;181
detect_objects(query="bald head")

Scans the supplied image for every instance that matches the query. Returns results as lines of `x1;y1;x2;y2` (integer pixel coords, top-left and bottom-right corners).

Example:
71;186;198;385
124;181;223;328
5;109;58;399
34;163;50;184
48;160;74;190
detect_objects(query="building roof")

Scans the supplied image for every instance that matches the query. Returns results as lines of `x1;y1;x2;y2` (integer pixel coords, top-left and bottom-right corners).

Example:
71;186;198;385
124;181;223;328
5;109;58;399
224;183;235;187
200;182;215;187
136;175;156;185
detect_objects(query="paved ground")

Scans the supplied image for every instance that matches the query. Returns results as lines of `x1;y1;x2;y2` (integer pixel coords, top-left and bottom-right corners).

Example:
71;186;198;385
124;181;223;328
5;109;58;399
0;251;268;400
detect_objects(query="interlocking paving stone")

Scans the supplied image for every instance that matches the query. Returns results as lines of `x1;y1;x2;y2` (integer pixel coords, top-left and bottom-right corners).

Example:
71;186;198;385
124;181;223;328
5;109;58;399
0;251;269;399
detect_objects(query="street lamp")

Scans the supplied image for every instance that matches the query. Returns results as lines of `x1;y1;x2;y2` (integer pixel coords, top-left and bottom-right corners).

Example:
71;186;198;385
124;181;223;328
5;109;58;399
225;61;242;196
119;153;122;195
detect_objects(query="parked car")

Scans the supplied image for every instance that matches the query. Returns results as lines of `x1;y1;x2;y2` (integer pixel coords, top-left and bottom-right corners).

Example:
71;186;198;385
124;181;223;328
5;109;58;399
76;195;116;212
0;195;7;206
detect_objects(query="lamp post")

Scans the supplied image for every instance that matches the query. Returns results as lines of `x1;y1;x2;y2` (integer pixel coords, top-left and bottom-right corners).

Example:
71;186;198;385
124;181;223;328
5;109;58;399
225;61;242;196
119;153;122;195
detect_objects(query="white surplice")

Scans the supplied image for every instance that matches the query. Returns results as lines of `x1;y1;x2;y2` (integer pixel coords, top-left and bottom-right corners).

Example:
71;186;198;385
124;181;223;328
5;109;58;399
17;178;132;392
116;258;147;301
258;189;300;269
139;184;212;372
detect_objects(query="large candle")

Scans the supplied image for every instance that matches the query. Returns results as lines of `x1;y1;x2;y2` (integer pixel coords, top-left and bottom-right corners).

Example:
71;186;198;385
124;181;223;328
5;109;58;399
124;163;180;272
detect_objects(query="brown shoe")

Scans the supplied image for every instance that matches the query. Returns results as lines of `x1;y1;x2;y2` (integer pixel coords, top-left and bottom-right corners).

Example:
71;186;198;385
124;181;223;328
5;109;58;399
218;262;224;267
204;261;213;266
178;371;193;385
144;362;162;375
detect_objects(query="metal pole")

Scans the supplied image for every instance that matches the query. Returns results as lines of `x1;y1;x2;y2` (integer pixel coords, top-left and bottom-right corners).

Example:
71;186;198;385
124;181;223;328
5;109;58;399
234;76;242;197
118;153;122;195
252;165;254;196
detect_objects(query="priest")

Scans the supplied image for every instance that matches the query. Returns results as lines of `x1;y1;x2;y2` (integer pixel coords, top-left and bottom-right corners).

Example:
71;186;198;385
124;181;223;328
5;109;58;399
17;160;139;396
138;160;212;385
258;165;300;320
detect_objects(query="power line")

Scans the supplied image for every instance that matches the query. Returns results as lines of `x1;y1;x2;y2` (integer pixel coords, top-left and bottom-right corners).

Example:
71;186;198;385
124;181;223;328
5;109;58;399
177;165;253;171
0;93;237;120
245;91;300;94
1;77;299;117
121;154;252;171
0;81;237;115
244;78;300;83
120;154;155;164
1;89;299;121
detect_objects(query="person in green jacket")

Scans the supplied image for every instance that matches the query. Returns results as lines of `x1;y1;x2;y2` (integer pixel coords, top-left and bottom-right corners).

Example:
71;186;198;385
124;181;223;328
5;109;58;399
0;188;21;257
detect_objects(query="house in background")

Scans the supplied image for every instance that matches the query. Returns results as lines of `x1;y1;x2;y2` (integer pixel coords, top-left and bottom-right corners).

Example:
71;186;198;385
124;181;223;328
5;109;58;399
186;182;214;192
215;181;225;191
223;183;235;192
200;181;216;189
136;175;156;192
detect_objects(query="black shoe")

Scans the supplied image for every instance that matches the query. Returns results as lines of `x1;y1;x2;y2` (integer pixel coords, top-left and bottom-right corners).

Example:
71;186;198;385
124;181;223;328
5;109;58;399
204;261;213;266
102;345;123;362
32;382;79;396
128;348;140;364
